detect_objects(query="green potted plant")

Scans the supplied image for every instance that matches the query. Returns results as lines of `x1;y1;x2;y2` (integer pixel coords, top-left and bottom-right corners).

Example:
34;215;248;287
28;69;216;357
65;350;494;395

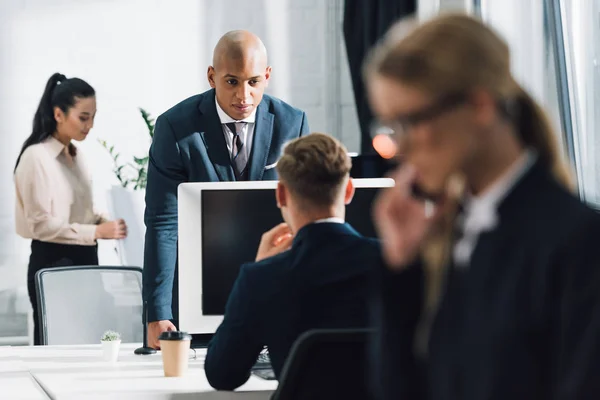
99;108;154;190
100;330;121;363
99;108;154;267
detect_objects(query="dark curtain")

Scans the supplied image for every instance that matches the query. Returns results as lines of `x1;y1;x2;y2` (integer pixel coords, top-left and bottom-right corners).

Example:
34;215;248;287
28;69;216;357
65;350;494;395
343;0;417;154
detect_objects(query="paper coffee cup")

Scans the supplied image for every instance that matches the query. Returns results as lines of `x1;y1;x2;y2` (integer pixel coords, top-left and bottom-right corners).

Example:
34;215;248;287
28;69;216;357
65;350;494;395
159;331;192;377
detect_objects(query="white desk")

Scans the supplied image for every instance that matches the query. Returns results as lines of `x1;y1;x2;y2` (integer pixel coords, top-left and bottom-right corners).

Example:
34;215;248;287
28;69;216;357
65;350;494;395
0;347;49;399
4;344;276;400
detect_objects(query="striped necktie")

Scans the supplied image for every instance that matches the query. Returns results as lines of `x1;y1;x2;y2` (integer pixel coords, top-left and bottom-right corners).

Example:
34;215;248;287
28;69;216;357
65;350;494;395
226;122;249;181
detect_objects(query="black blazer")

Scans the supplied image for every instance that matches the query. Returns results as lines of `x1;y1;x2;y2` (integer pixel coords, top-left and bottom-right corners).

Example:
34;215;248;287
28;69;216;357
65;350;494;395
374;161;600;400
204;222;381;391
142;89;309;323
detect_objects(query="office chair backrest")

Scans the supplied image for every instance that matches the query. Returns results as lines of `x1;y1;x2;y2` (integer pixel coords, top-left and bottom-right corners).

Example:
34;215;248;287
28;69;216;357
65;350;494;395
273;328;373;400
35;266;143;345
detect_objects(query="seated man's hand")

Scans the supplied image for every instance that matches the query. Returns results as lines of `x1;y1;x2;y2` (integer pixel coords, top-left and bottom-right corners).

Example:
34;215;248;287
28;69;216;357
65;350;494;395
148;320;176;349
255;223;294;262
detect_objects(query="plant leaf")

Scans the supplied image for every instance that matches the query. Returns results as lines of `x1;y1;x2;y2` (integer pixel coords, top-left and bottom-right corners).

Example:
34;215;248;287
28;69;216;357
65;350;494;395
133;156;148;166
139;107;155;139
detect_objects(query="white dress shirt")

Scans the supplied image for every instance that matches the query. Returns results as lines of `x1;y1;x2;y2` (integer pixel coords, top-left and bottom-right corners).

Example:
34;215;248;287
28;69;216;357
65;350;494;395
14;136;109;246
215;98;256;162
453;150;537;267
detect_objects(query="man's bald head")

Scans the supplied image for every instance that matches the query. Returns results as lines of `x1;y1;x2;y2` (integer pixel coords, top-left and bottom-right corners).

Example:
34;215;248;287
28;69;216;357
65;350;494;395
207;30;272;120
212;30;268;70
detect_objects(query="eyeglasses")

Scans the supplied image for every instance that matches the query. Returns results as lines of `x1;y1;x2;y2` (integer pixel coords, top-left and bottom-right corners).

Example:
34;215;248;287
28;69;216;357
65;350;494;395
371;92;469;140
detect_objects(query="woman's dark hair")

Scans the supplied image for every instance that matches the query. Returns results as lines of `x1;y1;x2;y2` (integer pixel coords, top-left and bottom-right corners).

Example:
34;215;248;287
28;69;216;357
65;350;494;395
14;73;95;171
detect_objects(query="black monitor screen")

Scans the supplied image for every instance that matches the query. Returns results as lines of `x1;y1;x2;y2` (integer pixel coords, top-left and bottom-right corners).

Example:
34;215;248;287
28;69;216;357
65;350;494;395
200;187;381;316
350;154;397;178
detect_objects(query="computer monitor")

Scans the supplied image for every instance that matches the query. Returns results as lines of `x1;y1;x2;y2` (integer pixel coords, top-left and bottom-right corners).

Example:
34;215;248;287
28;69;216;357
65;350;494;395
177;178;394;345
349;153;397;178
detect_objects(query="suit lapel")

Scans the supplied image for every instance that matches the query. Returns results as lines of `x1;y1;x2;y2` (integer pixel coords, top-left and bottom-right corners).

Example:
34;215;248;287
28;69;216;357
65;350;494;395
468;162;544;293
197;91;235;181
248;101;274;181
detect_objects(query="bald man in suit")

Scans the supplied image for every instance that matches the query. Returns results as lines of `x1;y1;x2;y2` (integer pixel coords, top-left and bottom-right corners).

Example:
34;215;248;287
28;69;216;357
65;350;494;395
143;31;310;348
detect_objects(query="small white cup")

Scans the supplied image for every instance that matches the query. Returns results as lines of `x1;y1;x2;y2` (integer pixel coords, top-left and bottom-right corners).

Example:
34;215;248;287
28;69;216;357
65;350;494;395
101;339;121;363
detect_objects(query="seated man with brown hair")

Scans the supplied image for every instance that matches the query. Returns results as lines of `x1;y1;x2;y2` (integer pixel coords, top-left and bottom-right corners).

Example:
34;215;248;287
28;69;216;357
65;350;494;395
204;133;382;390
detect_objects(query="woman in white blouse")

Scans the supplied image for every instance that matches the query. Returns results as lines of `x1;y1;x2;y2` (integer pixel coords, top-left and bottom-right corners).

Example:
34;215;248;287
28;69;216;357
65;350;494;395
14;73;128;345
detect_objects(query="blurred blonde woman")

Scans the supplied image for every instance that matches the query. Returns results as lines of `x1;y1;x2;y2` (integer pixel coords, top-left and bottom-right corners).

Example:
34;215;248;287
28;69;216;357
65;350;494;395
365;14;600;400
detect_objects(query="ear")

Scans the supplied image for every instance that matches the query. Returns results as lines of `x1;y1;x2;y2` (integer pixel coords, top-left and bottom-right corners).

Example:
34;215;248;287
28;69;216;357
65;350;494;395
344;178;355;205
207;66;216;89
264;66;272;87
53;107;65;124
276;181;287;208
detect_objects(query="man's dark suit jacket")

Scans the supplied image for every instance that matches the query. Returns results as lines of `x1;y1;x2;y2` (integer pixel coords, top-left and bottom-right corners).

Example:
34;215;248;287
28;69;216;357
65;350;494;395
142;89;309;323
204;222;381;391
373;161;600;400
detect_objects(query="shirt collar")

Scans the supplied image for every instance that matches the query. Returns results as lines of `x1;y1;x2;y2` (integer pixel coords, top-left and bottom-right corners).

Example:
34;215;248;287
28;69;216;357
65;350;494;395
45;136;70;158
313;217;345;224
215;96;257;124
456;150;536;238
464;149;537;215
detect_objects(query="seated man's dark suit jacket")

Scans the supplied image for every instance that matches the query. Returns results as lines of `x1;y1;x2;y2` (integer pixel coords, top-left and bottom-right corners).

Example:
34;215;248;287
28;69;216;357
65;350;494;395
142;89;309;323
204;222;381;391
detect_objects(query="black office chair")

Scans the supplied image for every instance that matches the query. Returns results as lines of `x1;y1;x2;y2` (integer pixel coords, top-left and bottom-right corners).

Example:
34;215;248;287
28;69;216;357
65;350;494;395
272;328;373;400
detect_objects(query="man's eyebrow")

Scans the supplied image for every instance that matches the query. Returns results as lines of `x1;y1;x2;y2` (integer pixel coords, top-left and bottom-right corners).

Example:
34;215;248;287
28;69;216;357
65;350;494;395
223;74;262;80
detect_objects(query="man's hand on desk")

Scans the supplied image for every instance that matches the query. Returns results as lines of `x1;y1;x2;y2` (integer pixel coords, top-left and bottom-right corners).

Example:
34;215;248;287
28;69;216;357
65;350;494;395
148;320;176;349
255;223;294;262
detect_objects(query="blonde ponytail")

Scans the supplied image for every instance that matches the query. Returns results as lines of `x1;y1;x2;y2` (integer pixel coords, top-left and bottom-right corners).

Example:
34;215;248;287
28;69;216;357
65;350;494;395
512;87;574;191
